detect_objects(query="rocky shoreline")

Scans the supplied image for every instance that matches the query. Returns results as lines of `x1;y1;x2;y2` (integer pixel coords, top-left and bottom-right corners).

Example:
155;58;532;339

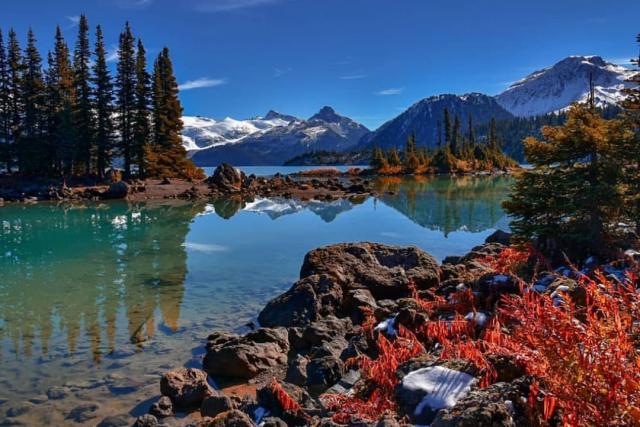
0;164;514;205
122;230;548;427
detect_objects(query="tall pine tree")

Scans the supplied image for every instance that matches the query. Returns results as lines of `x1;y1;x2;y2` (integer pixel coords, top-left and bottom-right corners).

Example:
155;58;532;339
0;30;11;172
116;22;136;178
49;27;77;175
147;47;201;179
451;115;461;156
7;29;23;173
93;25;114;179
20;29;46;174
73;14;94;175
133;39;150;178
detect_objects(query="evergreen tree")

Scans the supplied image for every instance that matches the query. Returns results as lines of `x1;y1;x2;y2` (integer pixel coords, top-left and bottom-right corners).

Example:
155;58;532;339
488;117;499;150
20;29;46;174
370;147;388;170
387;147;401;167
467;115;476;147
619;33;640;234
404;132;420;171
7;29;23;173
116;22;136;178
451;115;461;156
93;25;114;179
0;30;11;171
503;104;626;258
133;39;150;178
147;47;201;179
73;14;94;175
49;27;76;175
443;108;451;148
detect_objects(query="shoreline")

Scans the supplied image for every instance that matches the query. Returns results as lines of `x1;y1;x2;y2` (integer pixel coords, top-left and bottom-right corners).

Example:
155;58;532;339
0;164;515;205
123;231;529;426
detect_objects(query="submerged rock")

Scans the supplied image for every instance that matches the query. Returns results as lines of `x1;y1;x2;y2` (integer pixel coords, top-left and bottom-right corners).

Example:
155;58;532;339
65;403;100;423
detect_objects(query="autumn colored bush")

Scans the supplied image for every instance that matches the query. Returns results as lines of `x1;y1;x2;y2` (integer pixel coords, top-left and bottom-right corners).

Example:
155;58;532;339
293;167;342;177
322;245;640;426
322;325;423;423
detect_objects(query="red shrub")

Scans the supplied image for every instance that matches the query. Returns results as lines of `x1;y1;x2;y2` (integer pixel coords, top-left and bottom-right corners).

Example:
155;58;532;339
322;325;424;423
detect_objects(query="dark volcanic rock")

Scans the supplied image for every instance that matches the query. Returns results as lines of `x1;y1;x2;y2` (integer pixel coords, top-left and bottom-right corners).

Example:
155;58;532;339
203;328;289;379
300;243;440;297
133;414;159;427
149;396;173;418
257;381;313;426
160;367;214;409
306;355;345;393
259;243;440;328
201;392;235;418
485;230;512;246
431;377;533;427
204;409;255;427
104;181;129;199
285;354;309;386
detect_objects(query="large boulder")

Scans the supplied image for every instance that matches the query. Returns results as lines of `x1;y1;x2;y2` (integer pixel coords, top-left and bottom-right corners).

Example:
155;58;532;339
160;368;214;409
300;243;441;297
103;181;129;199
259;243;440;328
203;328;289;379
202;409;255;427
207;163;244;193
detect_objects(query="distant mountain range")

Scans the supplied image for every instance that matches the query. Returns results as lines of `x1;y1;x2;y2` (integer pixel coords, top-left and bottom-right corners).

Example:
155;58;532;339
189;107;369;166
184;55;635;166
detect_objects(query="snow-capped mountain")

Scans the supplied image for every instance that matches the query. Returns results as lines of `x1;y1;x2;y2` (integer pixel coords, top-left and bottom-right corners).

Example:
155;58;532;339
496;55;634;117
181;112;297;152
190;107;370;166
360;93;513;150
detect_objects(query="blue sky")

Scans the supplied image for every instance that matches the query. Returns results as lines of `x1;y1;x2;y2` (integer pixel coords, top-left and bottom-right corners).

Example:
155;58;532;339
1;0;639;129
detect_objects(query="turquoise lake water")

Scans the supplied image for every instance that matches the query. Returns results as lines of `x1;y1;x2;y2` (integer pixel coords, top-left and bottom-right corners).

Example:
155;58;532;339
0;175;511;421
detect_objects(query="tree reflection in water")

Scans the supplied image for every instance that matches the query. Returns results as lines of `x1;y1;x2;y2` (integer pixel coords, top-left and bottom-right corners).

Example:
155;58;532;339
0;201;205;363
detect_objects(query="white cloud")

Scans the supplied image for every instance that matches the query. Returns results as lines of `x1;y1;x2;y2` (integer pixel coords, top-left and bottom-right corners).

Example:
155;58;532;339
195;0;284;12
340;74;366;80
106;45;119;63
273;66;292;78
66;15;81;28
183;242;228;253
376;87;403;96
179;77;228;91
118;0;153;9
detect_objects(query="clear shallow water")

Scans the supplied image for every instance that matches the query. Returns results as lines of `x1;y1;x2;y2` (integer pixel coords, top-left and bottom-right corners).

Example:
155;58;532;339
0;175;511;422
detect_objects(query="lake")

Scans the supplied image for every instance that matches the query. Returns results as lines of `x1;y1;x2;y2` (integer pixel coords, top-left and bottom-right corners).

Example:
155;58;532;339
0;174;512;424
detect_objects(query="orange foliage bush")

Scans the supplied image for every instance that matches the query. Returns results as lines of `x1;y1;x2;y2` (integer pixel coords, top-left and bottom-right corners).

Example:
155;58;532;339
294;167;341;177
322;325;424;423
321;245;640;426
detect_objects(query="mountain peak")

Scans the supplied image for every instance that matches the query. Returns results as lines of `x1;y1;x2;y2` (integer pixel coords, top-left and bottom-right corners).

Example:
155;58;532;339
496;55;633;117
310;106;342;123
264;110;298;122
